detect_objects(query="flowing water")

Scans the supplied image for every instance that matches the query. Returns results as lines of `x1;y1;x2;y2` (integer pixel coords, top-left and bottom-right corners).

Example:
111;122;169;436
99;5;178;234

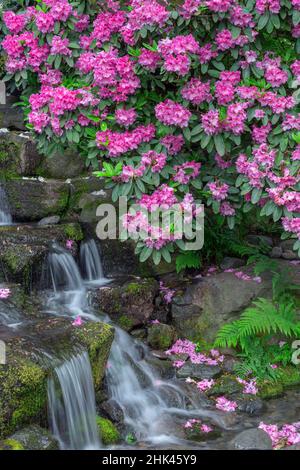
48;351;101;450
45;242;227;450
0;185;12;226
80;239;107;285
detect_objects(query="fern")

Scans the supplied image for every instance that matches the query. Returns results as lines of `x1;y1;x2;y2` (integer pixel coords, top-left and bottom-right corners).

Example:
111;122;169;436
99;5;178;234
215;298;300;350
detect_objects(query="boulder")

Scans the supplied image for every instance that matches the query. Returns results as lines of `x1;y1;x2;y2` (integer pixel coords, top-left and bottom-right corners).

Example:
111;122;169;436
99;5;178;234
4;178;71;222
220;257;245;270
0;96;26;131
176;362;222;380
91;277;159;329
231;428;272;450
245;234;273;247
171;260;300;341
2;425;58;450
0;131;42;178
0;223;83;288
37;215;60;226
0;317;114;439
37;148;86;179
147;323;177;350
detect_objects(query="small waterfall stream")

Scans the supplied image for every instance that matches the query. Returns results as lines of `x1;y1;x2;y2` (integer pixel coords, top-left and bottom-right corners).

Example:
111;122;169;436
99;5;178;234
45;240;207;449
48;351;101;450
80;239;105;283
0;185;12;226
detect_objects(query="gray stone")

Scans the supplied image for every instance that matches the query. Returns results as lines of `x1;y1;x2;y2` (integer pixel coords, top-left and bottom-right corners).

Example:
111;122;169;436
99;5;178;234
0;96;26;131
220;257;245;270
147;323;177;350
91;277;159;328
177;362;222;380
0;223;82;287
38;215;60;226
282;250;298;260
280;239;296;251
4;178;70;221
38;148;86;179
270;246;283;258
100;399;125;424
231;428;272;450
246;234;273;247
235;395;265;415
7;425;58;450
0;131;42;177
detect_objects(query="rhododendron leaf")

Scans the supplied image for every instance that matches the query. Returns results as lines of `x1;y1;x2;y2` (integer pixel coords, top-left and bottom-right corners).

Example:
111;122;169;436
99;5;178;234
257;14;269;31
251;188;262;205
140;247;153;262
273;207;283;222
152;250;161;266
161;247;172;263
214;135;225;156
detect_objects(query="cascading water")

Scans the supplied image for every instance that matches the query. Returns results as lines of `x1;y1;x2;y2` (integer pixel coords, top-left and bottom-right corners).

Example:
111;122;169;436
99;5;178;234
43;243;88;318
48;350;101;450
80;239;108;285
45;242;219;449
0;185;12;226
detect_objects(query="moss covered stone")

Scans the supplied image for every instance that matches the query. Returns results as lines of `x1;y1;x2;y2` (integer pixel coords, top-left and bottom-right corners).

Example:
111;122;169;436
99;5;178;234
0;318;114;440
63;223;84;241
96;417;120;445
0;439;25;450
91;277;158;329
207;375;243;397
147;323;177;350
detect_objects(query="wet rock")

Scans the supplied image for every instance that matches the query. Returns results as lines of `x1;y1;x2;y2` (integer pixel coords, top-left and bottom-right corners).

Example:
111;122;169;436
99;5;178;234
235;395;265;415
284;443;300;450
270;246;283;258
0;223;82;288
4;178;70;222
100;399;125;424
150;350;170;360
0;131;42;178
38;215;60;226
147;323;177;350
231;428;272;450
91;277;159;328
184;425;221;442
220;257;245;270
280;240;296;252
0;317;114;439
130;328;147;340
6;425;58;450
177;362;222;380
37;148;86;179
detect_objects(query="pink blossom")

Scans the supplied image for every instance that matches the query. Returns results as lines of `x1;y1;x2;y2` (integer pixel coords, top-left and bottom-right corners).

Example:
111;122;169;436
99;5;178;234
72;316;83;327
216;396;238;412
0;288;11;299
155;100;191;128
197;379;215;391
115;108;137;128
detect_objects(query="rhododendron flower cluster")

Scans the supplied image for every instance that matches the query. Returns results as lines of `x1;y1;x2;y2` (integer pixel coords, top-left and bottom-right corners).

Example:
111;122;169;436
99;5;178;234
184;419;213;434
0;288;11;299
167;340;224;366
2;0;299;265
259;421;300;448
215;396;238;412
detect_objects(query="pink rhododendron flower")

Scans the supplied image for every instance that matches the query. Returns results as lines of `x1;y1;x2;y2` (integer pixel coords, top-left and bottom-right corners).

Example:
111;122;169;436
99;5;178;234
216;396;238;412
72;316;83;327
0;288;11;299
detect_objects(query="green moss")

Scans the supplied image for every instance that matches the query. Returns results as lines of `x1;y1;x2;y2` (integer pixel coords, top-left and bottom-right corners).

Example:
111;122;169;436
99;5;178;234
207;375;243;397
0;141;20;180
258;381;284;399
73;322;114;391
278;366;300;388
118;315;134;330
63;223;84;241
0;359;47;439
96;417;120;445
147;323;177;350
0;439;24;451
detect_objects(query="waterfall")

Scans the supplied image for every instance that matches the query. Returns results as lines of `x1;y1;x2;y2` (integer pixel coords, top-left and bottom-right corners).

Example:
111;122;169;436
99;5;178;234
47;351;101;450
45;241;206;448
43;243;88;318
80;239;107;285
0;185;12;226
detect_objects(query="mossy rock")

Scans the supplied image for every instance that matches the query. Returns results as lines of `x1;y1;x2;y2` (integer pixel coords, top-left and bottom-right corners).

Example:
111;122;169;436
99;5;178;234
184;425;221;442
207;375;243;397
63;223;84;241
92;277;158;328
0;439;24;450
0;132;42;179
258;366;300;399
258;381;284;399
147;323;178;350
96;417;120;445
3;425;58;450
